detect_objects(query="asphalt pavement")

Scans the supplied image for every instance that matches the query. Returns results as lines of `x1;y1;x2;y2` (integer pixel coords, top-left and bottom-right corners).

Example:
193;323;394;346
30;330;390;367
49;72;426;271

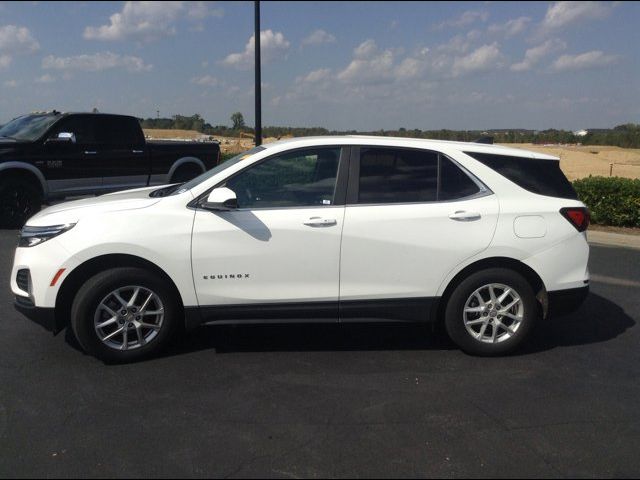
0;229;639;478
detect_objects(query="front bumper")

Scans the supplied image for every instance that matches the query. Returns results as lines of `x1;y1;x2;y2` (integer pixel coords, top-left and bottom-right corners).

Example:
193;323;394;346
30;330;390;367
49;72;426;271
14;297;59;333
548;285;589;317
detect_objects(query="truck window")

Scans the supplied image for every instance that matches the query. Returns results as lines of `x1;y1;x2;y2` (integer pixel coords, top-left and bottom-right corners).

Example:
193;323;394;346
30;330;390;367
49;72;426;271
97;116;144;148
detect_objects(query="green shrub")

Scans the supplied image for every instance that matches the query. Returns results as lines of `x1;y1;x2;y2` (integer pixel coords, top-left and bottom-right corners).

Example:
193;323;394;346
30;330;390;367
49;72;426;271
573;176;640;227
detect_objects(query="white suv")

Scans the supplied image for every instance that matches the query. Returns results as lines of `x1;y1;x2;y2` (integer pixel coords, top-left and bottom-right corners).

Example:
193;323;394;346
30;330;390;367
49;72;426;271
11;136;590;362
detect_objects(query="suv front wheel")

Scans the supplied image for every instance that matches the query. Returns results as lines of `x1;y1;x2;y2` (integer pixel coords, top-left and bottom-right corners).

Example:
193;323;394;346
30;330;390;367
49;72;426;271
445;268;538;356
71;267;180;363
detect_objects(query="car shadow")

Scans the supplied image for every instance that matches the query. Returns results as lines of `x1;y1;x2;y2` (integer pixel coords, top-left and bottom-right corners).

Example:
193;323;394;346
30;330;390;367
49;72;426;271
159;292;635;358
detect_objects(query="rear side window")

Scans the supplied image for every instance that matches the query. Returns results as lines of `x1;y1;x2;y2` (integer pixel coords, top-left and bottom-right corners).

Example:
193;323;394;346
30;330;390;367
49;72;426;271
96;116;145;148
358;148;480;204
464;152;578;200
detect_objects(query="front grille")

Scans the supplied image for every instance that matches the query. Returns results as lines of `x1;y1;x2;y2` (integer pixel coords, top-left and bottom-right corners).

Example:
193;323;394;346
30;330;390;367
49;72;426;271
16;269;30;293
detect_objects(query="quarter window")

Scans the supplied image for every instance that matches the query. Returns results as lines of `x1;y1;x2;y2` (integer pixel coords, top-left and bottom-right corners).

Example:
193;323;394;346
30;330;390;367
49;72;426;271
225;147;341;209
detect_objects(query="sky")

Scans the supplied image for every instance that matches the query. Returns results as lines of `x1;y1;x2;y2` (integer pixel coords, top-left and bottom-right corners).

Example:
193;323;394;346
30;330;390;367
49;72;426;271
0;1;638;131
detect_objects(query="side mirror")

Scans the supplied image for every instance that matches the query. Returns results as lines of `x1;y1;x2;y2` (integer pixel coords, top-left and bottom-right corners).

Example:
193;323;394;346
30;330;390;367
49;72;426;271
45;132;76;145
202;187;238;211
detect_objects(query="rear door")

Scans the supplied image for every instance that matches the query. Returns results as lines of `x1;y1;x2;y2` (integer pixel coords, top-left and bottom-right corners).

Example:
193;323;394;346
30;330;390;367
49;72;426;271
339;146;499;321
97;115;149;191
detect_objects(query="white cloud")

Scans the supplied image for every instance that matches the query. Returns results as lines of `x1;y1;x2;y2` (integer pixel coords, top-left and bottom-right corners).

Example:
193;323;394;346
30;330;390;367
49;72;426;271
0;25;39;67
35;73;55;83
190;74;218;87
301;29;336;47
540;1;612;32
84;1;222;43
435;10;489;29
42;52;152;72
186;1;223;20
222;29;290;69
3;79;17;88
552;50;620;71
337;40;395;84
488;16;531;37
0;54;11;69
296;68;332;84
451;43;502;77
511;39;566;72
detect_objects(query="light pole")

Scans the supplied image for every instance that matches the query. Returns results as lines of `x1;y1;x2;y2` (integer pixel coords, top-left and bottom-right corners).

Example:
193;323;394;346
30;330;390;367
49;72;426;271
254;0;262;146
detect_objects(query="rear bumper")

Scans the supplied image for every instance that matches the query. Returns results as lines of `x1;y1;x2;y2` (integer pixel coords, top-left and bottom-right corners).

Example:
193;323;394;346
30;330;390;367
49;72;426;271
548;285;589;317
14;297;59;334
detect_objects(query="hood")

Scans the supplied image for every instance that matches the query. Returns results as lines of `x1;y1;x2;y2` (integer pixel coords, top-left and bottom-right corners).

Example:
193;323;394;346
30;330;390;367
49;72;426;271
27;186;165;226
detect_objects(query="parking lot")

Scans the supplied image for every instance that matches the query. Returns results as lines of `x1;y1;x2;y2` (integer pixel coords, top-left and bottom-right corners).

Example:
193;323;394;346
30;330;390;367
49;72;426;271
0;228;639;478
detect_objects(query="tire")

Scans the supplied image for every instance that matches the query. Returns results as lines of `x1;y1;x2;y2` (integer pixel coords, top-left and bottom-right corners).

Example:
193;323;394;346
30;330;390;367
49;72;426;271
71;267;181;363
171;164;202;183
0;176;42;229
444;268;538;356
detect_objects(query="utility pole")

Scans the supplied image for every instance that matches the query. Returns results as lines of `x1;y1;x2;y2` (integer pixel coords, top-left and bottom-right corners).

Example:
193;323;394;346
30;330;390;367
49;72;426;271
254;0;262;146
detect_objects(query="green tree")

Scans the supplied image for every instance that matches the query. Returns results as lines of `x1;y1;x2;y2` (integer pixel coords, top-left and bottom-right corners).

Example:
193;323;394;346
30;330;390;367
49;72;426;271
231;112;245;130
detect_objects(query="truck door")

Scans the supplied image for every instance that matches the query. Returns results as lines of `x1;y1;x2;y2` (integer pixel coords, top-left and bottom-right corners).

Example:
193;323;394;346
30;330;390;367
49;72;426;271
42;114;103;196
97;115;149;192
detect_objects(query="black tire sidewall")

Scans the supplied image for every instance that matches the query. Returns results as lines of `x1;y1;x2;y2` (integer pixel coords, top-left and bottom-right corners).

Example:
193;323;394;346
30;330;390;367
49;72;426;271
445;268;538;356
71;267;180;363
171;165;201;183
0;177;42;228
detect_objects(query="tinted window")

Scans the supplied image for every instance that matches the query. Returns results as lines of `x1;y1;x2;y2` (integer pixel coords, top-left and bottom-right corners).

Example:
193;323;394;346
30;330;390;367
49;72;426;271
439;156;481;200
358;148;480;204
96;116;144;148
226;147;340;209
464;152;578;200
359;148;438;203
48;116;97;145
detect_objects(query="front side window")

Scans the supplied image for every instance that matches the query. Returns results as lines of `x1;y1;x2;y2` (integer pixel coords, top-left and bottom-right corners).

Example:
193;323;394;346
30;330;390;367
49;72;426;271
48;116;97;145
225;147;341;209
358;147;480;204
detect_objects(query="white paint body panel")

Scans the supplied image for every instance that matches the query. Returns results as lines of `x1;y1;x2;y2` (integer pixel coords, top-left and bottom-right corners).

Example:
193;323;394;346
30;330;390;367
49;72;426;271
191;207;344;305
340;195;499;300
10;135;589;317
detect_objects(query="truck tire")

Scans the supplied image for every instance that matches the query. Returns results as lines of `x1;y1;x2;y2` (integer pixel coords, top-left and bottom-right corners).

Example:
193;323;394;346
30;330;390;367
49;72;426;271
171;163;202;183
0;175;42;229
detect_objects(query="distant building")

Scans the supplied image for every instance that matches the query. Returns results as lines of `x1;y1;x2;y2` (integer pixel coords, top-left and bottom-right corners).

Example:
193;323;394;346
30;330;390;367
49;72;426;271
573;129;588;137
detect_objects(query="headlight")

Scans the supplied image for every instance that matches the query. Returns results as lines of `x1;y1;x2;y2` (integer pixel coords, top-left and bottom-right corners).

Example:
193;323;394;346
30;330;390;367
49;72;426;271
19;223;76;248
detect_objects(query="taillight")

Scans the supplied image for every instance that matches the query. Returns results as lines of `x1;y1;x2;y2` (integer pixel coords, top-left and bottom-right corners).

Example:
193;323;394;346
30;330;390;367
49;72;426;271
560;207;590;232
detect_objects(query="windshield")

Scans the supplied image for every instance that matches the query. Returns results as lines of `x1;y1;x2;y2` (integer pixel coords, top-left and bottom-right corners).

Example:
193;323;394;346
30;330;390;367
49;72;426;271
169;146;266;195
0;114;61;141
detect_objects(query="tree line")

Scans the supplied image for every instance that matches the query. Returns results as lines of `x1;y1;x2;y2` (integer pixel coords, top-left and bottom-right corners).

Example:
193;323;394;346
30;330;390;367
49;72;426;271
138;113;640;148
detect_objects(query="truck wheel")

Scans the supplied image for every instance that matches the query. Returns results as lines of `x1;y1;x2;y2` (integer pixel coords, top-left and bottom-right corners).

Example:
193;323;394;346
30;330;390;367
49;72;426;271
444;268;538;356
171;164;202;183
0;176;42;228
71;267;181;363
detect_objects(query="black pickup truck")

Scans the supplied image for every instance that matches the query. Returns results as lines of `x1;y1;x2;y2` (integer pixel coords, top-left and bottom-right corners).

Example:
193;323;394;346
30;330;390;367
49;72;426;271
0;111;220;227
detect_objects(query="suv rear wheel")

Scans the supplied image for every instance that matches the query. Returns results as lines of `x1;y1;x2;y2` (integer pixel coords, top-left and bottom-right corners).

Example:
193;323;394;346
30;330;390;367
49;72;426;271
445;268;538;356
71;267;181;363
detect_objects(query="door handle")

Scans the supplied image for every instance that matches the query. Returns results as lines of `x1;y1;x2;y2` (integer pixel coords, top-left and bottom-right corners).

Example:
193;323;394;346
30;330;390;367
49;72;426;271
303;217;337;227
449;210;481;221
84;150;97;155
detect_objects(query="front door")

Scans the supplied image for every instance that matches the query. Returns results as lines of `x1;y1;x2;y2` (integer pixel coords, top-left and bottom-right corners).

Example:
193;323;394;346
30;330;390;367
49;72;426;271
191;146;348;322
42;114;102;196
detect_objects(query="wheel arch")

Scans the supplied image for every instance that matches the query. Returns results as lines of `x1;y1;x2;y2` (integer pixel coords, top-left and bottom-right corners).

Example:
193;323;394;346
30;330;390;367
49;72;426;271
436;256;548;323
55;253;187;332
168;157;205;182
0;162;48;196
